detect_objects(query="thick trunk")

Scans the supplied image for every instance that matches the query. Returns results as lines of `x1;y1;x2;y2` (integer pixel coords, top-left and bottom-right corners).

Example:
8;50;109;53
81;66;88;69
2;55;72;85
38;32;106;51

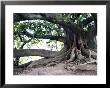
76;34;97;59
81;48;97;59
86;30;97;49
87;36;97;49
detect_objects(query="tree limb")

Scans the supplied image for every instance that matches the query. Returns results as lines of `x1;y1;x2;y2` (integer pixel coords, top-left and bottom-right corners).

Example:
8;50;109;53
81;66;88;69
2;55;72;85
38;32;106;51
14;13;84;35
14;49;58;57
27;48;71;68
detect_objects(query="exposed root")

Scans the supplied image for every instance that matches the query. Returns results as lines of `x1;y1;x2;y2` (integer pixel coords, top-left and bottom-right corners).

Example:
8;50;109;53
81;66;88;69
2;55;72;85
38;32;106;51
14;44;97;75
27;48;71;68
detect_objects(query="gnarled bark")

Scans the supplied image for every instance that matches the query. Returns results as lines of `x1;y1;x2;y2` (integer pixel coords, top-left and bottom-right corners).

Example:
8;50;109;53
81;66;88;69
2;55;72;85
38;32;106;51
28;48;71;68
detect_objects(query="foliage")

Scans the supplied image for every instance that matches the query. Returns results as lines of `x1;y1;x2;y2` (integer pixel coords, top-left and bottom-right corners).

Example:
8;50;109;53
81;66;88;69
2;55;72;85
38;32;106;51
14;19;65;49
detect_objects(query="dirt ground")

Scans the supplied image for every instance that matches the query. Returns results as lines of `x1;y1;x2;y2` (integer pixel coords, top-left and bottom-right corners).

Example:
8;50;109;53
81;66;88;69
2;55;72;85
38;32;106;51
14;61;97;75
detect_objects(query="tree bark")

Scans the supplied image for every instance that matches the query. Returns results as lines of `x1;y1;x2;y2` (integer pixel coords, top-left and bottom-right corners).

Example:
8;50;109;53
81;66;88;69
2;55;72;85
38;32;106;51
28;48;71;68
14;49;58;57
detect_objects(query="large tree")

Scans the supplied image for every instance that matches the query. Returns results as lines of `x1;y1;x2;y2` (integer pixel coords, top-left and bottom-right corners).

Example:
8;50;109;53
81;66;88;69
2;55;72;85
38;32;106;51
13;13;97;68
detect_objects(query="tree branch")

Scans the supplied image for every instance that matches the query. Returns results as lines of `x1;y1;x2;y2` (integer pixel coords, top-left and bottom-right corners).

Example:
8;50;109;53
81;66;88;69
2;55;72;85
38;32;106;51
20;38;32;49
14;13;84;35
14;49;58;57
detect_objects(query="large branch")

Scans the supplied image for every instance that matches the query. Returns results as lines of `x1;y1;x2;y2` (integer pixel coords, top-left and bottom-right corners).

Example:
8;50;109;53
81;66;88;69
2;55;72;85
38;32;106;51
35;35;64;42
27;48;71;68
91;13;97;35
14;13;84;35
14;49;58;57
